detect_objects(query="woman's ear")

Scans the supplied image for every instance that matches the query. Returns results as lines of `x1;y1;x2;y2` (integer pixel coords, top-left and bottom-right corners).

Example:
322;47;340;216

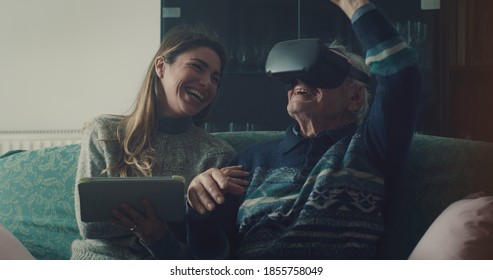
154;57;165;78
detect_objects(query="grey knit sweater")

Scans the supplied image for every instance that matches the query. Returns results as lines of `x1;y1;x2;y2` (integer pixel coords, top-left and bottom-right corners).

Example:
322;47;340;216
71;114;235;259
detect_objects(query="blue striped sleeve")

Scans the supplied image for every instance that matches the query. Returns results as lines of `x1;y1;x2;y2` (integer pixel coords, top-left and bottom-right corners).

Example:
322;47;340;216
352;5;418;76
351;2;376;24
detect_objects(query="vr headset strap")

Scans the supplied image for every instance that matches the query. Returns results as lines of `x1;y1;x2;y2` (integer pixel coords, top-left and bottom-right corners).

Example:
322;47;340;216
348;66;371;84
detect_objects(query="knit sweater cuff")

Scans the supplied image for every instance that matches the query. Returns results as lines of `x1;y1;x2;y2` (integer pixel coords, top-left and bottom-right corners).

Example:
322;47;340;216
352;3;417;76
186;203;213;221
186;205;229;259
351;2;376;24
140;230;181;259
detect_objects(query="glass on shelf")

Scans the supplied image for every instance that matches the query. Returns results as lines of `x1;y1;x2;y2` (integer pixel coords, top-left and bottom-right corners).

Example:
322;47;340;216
203;122;259;132
395;20;431;69
225;43;274;73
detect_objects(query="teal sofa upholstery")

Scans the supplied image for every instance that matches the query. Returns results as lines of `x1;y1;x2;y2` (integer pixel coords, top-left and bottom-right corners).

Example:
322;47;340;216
1;131;492;260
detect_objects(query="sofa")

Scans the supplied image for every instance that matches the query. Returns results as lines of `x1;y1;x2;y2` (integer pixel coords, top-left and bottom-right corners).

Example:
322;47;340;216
1;131;492;260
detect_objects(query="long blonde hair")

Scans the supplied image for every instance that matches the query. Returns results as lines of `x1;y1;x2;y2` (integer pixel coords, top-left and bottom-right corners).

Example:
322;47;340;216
108;24;226;177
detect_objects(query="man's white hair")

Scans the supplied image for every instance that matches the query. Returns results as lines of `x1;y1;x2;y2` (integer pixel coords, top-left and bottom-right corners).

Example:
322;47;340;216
326;41;371;124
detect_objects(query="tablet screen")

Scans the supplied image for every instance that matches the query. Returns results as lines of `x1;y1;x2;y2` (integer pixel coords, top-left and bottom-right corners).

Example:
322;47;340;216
78;176;186;222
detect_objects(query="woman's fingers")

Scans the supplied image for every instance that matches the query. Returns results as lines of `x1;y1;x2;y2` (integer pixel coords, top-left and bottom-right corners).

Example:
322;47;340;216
226;177;250;187
211;169;247;195
187;166;250;214
188;169;222;213
110;200;167;243
141;198;158;221
220;165;243;172
187;188;211;215
110;207;134;229
223;181;248;195
203;168;228;204
117;202;146;226
220;165;250;177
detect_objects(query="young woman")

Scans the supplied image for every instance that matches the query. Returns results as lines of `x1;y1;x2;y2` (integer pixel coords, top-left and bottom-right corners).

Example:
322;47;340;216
70;24;236;260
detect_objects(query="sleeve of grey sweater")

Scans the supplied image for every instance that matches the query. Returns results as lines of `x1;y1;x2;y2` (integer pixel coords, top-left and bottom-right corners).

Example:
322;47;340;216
74;115;130;239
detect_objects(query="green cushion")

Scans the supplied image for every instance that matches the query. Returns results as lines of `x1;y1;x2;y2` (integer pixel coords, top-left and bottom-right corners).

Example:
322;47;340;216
0;144;81;260
0;149;25;159
213;131;284;152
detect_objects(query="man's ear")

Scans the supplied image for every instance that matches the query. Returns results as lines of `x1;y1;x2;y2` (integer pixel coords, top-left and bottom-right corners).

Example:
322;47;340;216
155;57;165;78
347;85;365;113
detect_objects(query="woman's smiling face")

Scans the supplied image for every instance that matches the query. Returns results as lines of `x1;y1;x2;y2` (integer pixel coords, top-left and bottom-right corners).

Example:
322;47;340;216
157;46;221;118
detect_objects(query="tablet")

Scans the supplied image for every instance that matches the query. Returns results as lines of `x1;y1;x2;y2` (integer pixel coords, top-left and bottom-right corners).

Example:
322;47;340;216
77;176;186;223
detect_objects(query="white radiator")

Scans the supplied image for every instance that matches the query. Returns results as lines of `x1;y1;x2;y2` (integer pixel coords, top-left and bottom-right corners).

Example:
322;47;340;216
0;130;82;155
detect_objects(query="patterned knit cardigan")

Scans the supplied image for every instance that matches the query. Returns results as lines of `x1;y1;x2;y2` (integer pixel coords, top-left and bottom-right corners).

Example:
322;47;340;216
234;130;385;259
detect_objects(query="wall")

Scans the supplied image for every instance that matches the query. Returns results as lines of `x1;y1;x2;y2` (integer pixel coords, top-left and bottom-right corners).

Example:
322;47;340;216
445;0;493;142
0;0;160;131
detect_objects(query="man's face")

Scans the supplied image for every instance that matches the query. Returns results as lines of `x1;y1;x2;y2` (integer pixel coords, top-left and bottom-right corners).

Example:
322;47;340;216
287;79;353;123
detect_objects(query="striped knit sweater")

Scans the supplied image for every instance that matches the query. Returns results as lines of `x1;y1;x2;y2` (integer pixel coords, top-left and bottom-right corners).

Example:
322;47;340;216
187;3;421;259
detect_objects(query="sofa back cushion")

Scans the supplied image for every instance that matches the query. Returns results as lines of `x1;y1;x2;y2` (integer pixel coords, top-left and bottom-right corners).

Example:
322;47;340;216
0;144;81;260
212;131;284;152
378;134;493;259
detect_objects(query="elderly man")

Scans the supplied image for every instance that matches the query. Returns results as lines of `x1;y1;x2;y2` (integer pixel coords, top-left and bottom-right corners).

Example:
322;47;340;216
186;0;421;259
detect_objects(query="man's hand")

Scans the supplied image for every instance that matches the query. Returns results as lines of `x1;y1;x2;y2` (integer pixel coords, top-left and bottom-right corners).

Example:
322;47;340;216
187;165;250;215
329;0;369;19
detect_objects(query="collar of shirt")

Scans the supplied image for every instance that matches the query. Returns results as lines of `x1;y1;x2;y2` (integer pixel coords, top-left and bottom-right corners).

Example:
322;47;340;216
279;123;357;154
157;115;193;134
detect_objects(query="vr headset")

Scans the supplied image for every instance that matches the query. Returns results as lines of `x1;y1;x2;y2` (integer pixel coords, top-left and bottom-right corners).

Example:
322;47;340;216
265;38;370;89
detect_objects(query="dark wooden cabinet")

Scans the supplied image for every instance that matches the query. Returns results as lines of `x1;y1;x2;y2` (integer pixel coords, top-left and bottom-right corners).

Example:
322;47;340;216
161;0;298;131
442;0;493;142
161;0;493;141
